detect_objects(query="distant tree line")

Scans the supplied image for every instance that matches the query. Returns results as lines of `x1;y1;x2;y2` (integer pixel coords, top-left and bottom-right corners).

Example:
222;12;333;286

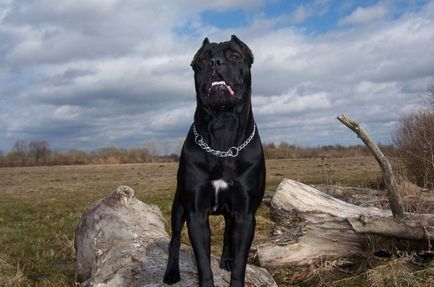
0;140;179;167
0;134;429;191
0;139;396;168
263;142;396;159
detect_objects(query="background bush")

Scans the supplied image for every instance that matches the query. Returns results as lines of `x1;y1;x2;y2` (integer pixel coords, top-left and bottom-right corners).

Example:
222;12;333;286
393;83;434;188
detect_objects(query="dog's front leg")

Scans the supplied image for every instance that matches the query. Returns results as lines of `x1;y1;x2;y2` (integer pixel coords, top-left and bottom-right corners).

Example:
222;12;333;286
163;195;186;284
230;213;255;287
220;214;233;271
187;212;214;287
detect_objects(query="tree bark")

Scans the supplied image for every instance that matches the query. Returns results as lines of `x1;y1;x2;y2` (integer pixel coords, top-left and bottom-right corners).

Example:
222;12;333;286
256;179;434;268
348;214;434;241
337;114;405;219
74;186;277;287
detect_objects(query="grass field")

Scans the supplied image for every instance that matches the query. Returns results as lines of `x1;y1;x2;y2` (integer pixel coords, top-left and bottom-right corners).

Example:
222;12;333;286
0;156;417;286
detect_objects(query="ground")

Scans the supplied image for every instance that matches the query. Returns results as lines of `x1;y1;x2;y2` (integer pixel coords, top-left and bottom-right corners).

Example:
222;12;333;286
0;157;432;286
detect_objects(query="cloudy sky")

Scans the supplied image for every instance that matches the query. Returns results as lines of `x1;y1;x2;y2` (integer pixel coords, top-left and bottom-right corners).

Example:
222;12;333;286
1;0;433;153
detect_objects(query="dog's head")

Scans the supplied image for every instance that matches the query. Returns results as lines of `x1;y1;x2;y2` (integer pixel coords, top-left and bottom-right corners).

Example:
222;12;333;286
191;35;254;110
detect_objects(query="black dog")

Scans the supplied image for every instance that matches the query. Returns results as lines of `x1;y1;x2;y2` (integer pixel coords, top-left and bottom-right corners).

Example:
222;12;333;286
163;35;265;287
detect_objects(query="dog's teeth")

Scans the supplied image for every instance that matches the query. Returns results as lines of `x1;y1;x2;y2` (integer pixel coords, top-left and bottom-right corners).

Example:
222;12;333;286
210;81;235;96
211;81;225;87
227;85;235;96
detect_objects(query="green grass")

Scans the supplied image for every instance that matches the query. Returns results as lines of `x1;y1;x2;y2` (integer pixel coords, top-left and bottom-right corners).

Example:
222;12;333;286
0;157;397;286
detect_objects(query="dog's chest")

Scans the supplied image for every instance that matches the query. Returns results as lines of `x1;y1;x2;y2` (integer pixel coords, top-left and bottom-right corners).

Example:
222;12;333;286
211;178;229;212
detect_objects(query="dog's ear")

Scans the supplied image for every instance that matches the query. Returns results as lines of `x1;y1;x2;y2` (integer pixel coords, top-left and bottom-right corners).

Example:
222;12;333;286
191;38;210;68
231;35;254;66
202;37;210;46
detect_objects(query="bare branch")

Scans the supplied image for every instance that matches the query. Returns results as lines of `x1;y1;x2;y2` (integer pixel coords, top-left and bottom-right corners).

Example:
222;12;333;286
337;114;405;219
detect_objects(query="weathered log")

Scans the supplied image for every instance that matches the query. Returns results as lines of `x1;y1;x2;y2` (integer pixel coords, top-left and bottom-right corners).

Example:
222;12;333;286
337;114;405;219
315;184;434;213
74;185;277;287
348;214;434;241
256;179;434;268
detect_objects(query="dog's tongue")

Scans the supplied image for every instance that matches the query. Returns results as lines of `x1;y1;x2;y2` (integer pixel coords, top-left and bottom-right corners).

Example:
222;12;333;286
211;81;235;96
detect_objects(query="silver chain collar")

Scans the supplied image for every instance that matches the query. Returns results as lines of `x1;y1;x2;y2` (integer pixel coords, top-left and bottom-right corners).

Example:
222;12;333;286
192;122;256;158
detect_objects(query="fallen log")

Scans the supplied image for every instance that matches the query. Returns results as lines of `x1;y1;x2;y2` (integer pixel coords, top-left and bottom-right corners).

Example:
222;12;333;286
75;186;277;287
256;179;434;269
315;184;434;213
348;214;434;241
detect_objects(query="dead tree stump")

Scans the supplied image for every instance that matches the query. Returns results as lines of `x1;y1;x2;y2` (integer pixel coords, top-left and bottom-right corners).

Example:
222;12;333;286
74;186;277;287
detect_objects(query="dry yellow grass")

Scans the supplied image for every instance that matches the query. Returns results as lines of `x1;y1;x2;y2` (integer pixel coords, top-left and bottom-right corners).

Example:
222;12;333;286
0;157;385;286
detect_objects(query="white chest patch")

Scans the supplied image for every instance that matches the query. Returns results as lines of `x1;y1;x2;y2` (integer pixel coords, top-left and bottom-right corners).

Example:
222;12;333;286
211;179;228;212
212;179;228;191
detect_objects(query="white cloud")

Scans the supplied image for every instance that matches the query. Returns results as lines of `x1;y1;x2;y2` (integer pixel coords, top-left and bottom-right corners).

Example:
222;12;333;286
148;105;195;130
0;0;13;22
290;5;311;24
53;105;83;120
184;0;265;11
1;0;434;150
254;90;331;115
339;4;388;25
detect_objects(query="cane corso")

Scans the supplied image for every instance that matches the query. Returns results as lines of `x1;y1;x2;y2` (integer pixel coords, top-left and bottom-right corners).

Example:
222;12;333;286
163;35;265;287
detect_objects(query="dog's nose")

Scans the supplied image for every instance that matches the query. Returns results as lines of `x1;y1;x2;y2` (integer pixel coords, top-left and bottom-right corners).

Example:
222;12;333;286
210;56;224;67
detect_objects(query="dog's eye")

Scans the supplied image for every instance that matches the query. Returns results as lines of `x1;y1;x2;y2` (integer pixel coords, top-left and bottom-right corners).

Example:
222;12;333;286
229;53;241;61
199;57;208;65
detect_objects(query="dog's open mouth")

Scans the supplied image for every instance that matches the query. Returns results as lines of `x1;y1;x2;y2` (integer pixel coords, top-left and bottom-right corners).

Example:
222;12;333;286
208;81;235;96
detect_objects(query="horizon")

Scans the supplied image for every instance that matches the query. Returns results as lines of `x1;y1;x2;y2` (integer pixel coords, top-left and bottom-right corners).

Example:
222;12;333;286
1;0;433;152
0;138;394;156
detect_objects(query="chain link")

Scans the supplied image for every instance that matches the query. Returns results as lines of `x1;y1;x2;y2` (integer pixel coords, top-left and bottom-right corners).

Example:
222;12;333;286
192;122;256;158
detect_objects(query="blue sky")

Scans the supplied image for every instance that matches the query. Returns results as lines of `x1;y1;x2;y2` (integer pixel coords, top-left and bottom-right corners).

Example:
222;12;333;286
196;0;427;32
0;0;433;153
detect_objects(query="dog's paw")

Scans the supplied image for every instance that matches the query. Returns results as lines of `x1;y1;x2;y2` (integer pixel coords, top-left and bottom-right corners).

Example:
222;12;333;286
219;257;232;271
163;268;181;285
